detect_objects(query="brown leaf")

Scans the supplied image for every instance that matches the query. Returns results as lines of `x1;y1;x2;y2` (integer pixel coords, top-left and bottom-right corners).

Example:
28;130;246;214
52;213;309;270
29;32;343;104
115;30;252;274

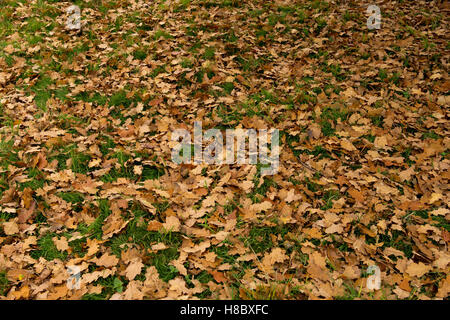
125;259;144;281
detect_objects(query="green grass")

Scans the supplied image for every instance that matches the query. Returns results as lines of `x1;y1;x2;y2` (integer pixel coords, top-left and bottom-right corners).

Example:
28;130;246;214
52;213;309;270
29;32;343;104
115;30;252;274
335;283;361;300
82;276;124;300
154;30;173;40
108;221;182;257
378;69;388;81
30;74;54;111
30;233;68;261
99;135;116;156
204;46;215;60
370;115;384;128
421;131;441;140
70;150;91;174
85;199;112;239
142;165;165;180
132;49;148;60
0;271;9;296
378;230;413;259
58;192;84;204
67;234;88;258
432;216;450;232
19;168;45;191
47;144;91;174
150;247;180;282
109;90;132;107
0;0;446;300
73;91;108;106
321;190;340;210
151;65;167;78
106;214;182;282
243;225;290;253
317;106;350;137
321;106;349;122
99;151;157;183
320;120;335;137
0;138;19;169
212;243;237;264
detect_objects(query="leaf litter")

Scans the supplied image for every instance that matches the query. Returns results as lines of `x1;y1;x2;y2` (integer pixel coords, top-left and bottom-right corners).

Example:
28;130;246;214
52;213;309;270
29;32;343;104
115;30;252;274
0;0;449;300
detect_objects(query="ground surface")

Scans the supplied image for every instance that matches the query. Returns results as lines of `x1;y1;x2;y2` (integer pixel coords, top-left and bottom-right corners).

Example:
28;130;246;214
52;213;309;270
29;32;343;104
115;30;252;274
0;0;449;300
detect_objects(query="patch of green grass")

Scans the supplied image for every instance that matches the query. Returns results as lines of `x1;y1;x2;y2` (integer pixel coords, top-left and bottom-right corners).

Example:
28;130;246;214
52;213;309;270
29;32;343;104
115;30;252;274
234;54;270;73
30;74;54;111
401;147;415;167
73;91;107;106
109;90;132;107
248;176;277;203
421;131;441;140
378;69;388;81
19;168;45;191
67;235;88;258
370;115;384;128
99;135;116;156
30;233;68;261
153;201;170;216
320;120;335;136
100;151;139;183
132;49;147;60
200;0;241;8
432;216;450;232
86;199;112;239
322;63;345;81
220;82;234;95
0;211;14;223
56;113;85;131
195;270;214;284
304;177;320;192
58;192;84;204
48;144;75;171
244;227;274;253
212;243;237;264
174;0;191;11
26;34;43;45
335;283;360;300
141;165;165;180
24;17;46;33
379;230;413;259
150;65;167;78
411;210;429;219
222;29;237;43
70;150;91;174
204;46;215;60
0;271;9;296
0;9;14;37
108;218;182;258
314;17;327;34
402;56;410;68
321;106;349;122
363;134;376;143
213;104;242;127
317;107;349;137
321;190;340;210
82;276;124;300
195;288;212;299
405;26;416;36
342;10;359;22
180;58;193;68
390;72;401;85
243;224;290;253
150;247;180;282
154;30;173;40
